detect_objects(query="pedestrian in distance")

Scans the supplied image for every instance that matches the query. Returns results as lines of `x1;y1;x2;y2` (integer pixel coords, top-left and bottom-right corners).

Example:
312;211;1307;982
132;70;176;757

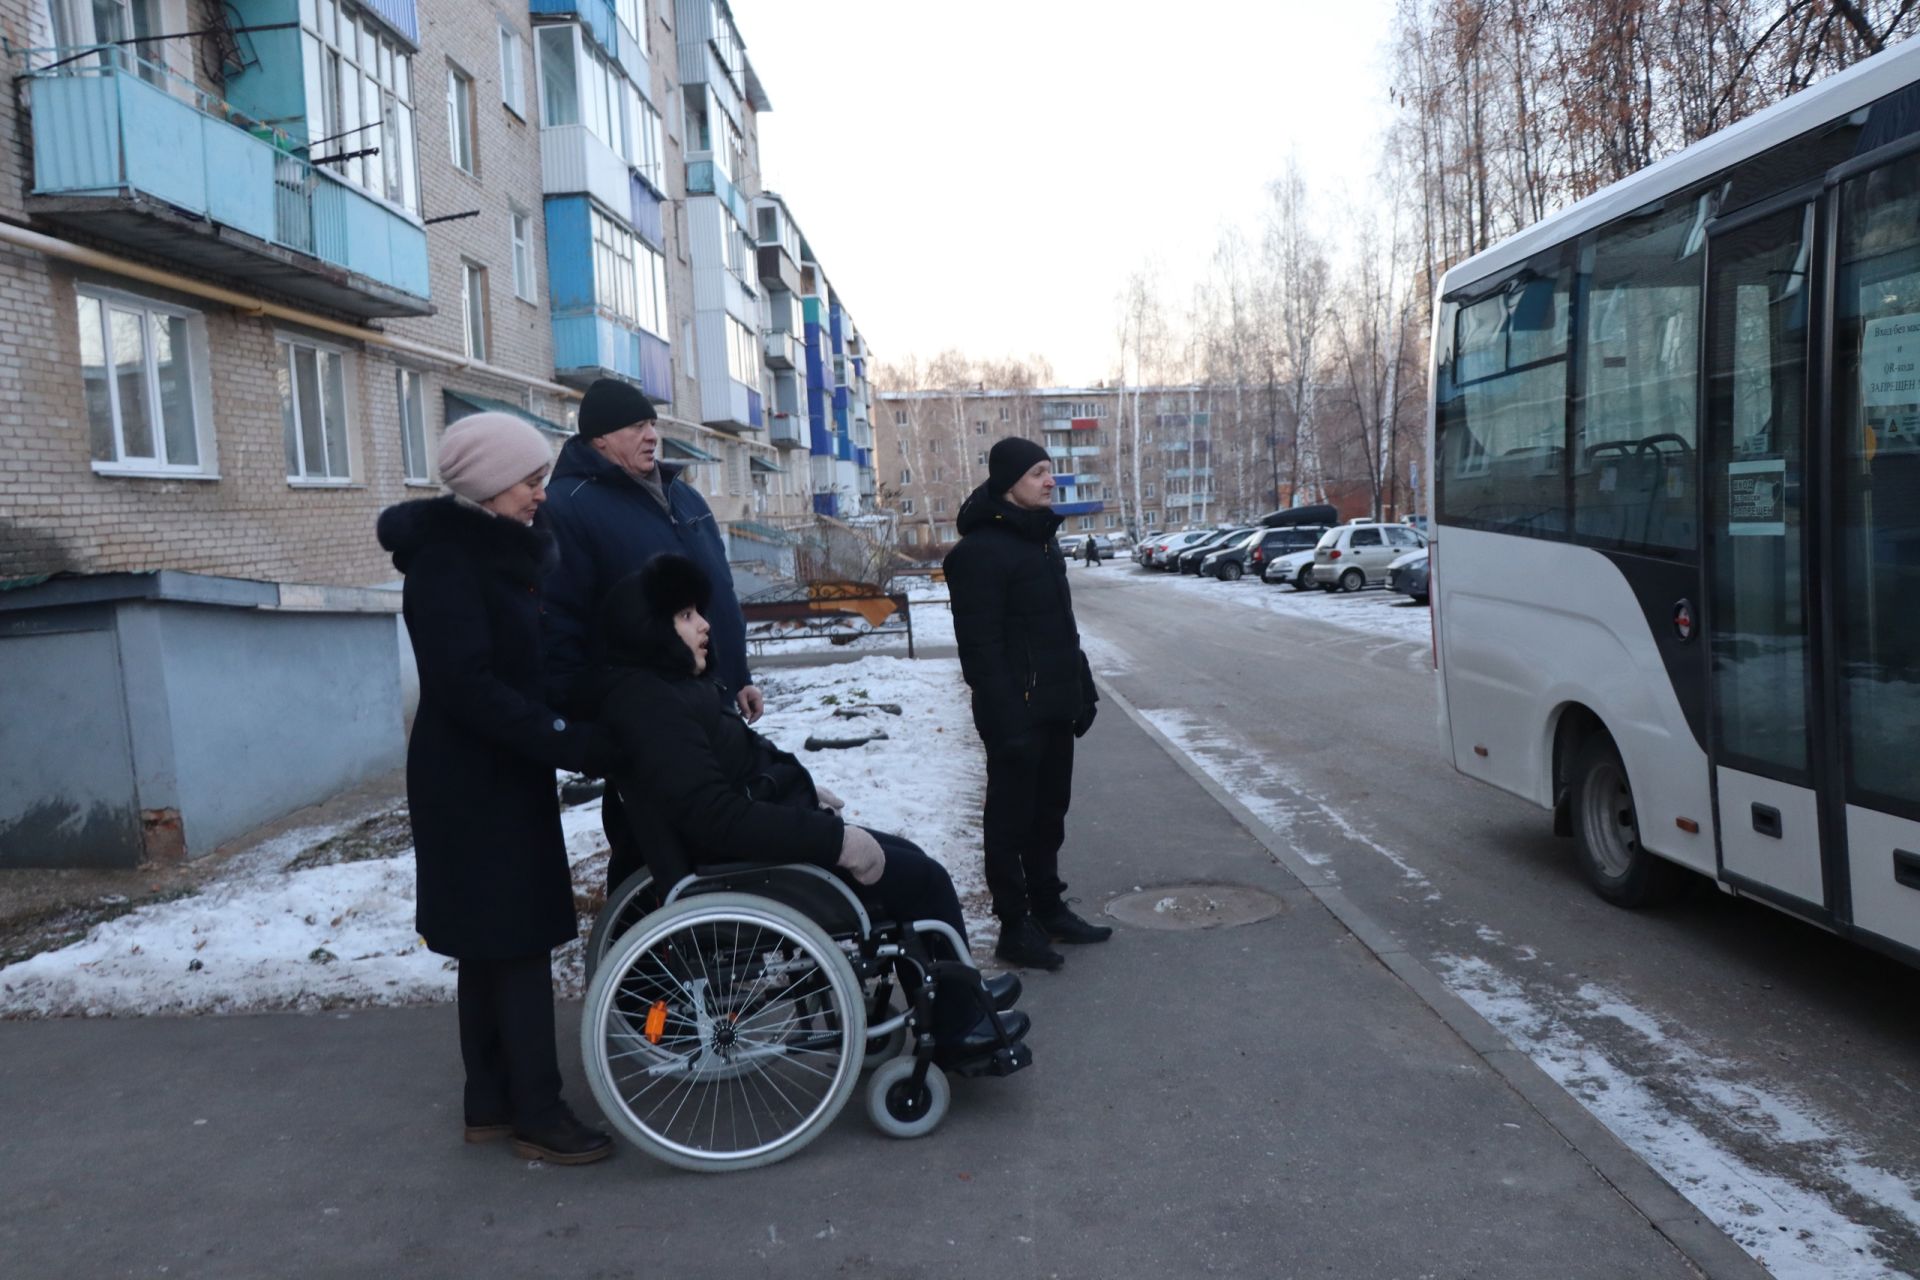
587;553;1029;1057
376;412;618;1167
1082;534;1101;567
537;378;764;898
944;437;1113;972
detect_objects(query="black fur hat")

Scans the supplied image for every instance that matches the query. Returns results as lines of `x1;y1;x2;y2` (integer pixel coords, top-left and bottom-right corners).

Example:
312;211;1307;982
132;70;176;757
599;553;713;676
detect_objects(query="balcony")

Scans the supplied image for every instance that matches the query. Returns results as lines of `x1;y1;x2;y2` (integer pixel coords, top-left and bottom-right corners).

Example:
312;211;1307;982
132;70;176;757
686;156;753;229
543;125;659;243
1164;493;1217;509
553;315;672;401
764;329;800;370
1054;499;1105;517
24;51;429;318
767;412;808;449
531;0;649;87
756;243;803;296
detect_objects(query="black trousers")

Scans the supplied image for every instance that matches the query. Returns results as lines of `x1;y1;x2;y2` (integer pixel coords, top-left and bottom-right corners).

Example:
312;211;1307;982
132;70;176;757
857;830;979;1043
982;726;1074;923
603;785;641;895
455;953;565;1128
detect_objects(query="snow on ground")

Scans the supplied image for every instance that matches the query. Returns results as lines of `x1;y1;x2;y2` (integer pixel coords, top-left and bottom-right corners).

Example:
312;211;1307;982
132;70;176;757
745;574;956;658
1434;955;1920;1280
0;656;986;1019
1104;562;1435;651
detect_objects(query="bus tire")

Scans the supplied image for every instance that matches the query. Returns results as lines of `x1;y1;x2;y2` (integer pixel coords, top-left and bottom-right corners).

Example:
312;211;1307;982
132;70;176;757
1569;735;1679;908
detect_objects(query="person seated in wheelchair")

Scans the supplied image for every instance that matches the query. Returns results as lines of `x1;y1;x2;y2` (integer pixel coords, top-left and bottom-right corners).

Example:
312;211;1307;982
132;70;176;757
591;553;1029;1062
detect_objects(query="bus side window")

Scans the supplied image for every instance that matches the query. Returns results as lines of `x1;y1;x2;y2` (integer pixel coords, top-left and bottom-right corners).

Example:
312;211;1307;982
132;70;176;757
1572;196;1706;552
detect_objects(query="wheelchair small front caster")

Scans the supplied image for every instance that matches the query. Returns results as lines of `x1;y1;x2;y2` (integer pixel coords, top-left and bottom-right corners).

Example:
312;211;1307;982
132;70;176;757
866;1057;949;1139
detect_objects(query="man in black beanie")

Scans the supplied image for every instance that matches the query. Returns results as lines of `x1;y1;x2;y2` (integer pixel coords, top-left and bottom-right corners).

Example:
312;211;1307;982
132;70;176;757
539;378;762;895
943;437;1110;971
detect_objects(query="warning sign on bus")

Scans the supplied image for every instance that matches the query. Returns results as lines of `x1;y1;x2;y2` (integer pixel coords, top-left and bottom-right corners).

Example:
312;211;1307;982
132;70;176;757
1727;459;1786;537
1862;311;1920;456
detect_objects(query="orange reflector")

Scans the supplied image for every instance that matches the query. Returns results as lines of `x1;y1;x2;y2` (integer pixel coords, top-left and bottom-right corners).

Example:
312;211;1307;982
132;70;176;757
1677;817;1700;834
1473;745;1489;758
643;999;667;1044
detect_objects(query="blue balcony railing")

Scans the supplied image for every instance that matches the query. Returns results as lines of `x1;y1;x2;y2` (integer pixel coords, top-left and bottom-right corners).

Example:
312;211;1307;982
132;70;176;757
23;49;429;315
685;157;753;228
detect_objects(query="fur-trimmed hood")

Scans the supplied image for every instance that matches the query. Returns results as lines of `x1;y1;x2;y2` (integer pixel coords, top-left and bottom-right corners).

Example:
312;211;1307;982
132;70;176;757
376;495;557;584
597;553;714;679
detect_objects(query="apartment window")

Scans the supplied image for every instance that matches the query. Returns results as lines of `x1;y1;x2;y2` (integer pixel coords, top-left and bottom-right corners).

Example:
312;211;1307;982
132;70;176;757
1106;514;1120;528
510;208;535;301
499;25;525;118
1144;511;1159;527
974;422;985;435
397;368;429;483
893;409;907;426
278;336;352;482
897;439;906;455
999;405;1010;421
461;261;489;362
299;0;417;211
1145;482;1156;498
447;65;477;174
900;467;912;484
726;315;761;387
78;289;210;475
590;207;668;336
976;451;986;465
900;498;915;515
1077;516;1094;531
933;497;947;514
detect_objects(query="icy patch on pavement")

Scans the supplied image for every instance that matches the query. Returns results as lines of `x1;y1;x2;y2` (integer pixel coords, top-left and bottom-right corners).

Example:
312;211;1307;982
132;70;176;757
1078;630;1132;677
1434;954;1920;1279
1;657;988;1018
1138;707;1432;891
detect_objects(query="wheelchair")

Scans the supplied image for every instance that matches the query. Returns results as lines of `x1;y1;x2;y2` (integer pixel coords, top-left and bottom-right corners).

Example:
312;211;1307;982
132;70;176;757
580;855;1032;1173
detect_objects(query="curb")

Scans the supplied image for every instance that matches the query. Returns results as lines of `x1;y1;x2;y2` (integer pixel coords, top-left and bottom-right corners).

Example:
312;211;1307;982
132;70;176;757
1094;674;1772;1280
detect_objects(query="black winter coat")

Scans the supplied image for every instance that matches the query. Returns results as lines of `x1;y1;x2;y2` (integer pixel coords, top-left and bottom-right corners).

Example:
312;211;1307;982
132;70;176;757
538;436;751;714
377;497;605;959
593;664;844;886
942;484;1098;747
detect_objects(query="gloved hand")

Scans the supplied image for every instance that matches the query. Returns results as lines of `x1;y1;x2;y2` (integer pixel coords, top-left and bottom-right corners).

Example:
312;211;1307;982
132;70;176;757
815;784;846;812
1072;703;1098;739
837;825;885;885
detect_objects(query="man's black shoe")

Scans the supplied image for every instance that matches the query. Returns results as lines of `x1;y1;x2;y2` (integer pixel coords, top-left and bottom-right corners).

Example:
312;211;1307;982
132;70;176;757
981;971;1022;1011
938;1009;1031;1064
510;1110;614;1165
993;917;1065;971
1037;904;1114;944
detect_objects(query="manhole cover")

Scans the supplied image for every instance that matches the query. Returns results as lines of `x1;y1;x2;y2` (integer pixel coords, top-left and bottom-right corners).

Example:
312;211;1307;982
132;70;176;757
1103;883;1286;932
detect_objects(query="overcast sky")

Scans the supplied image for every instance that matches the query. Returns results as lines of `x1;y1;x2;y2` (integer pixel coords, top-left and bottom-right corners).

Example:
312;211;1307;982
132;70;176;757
728;0;1399;387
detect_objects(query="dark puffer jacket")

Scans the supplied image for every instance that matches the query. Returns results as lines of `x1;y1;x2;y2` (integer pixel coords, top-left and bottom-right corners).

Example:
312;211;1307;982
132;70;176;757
589;566;843;887
538;434;751;714
376;497;606;959
942;483;1098;748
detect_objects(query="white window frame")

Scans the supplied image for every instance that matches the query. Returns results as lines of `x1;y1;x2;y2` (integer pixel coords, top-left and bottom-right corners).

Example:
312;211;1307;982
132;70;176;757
461;260;489;362
299;0;417;213
999;405;1010;421
447;63;476;175
589;205;667;337
279;333;355;485
78;285;216;479
499;24;525;118
509;207;535;302
397;367;430;484
899;467;911;484
900;497;915;515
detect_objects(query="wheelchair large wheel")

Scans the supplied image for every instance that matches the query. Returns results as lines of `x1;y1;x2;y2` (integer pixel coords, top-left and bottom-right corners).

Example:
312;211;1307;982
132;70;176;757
581;892;866;1172
584;867;657;983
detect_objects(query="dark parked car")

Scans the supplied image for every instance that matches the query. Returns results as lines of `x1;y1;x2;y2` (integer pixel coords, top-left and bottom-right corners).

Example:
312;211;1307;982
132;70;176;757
1389;549;1430;603
1174;526;1257;574
1213;525;1329;581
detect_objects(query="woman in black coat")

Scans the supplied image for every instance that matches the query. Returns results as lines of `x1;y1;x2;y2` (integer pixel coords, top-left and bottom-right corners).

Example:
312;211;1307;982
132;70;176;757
590;553;1027;1055
376;411;614;1166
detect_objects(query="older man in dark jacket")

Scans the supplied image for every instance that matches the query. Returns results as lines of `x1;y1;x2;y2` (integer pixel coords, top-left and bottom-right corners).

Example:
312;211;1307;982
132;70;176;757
539;378;762;893
943;437;1111;971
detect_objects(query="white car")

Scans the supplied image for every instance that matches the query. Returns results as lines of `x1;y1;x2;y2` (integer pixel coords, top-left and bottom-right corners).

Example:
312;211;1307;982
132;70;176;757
1261;546;1321;590
1310;523;1427;592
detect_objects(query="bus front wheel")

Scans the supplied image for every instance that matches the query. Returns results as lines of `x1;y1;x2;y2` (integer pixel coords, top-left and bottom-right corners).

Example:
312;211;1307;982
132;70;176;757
1569;736;1679;908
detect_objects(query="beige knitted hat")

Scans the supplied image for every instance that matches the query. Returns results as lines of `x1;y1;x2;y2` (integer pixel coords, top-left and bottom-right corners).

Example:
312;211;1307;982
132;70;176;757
436;412;554;502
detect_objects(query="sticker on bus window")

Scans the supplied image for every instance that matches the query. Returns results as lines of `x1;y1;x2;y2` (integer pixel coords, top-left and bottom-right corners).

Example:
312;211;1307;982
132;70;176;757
1862;312;1920;457
1727;459;1786;536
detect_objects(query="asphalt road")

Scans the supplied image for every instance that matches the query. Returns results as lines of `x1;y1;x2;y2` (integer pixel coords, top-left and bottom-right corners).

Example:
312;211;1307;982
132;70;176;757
1071;562;1920;1278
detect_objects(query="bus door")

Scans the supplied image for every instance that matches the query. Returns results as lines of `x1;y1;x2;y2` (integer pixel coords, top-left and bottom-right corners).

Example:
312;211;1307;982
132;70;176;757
1827;146;1920;956
1703;197;1831;917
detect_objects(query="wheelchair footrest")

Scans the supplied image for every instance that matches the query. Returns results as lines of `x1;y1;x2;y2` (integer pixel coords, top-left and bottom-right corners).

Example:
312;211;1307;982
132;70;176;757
948;1040;1033;1079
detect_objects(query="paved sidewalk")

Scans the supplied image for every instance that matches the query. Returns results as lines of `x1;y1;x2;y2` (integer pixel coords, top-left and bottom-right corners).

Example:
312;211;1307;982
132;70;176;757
0;695;1752;1279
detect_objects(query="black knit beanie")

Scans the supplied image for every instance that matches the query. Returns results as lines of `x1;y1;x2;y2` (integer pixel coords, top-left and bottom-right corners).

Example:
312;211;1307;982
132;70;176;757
987;436;1050;498
578;378;658;439
599;554;713;676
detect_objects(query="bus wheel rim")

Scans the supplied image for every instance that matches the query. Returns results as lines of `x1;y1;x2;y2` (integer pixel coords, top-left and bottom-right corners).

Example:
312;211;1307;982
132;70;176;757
1582;762;1639;878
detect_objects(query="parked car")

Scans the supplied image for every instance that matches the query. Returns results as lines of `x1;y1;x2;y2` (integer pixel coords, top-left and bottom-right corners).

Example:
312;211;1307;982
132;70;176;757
1175;526;1257;574
1311;523;1427;592
1209;526;1328;581
1138;528;1214;568
1388;548;1430;602
1262;545;1322;589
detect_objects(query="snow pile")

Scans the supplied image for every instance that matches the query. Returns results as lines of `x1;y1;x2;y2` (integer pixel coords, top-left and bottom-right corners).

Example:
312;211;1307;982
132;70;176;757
1111;566;1435;650
1;656;986;1019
